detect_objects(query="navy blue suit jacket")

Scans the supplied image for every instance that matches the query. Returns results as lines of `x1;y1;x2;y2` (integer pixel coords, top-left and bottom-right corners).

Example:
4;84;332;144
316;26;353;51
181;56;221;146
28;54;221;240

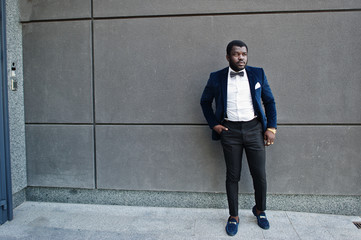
200;66;277;140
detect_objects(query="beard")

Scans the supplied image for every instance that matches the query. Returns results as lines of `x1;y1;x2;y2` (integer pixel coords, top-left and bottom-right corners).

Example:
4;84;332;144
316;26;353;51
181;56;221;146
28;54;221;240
229;60;247;72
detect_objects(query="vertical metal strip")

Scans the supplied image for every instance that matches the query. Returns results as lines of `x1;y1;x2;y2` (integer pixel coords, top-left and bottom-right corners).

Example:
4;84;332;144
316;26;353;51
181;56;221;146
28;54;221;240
0;0;13;223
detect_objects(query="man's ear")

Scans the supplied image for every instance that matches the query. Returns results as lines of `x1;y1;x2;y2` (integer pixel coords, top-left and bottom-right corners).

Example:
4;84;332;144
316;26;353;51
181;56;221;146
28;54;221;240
226;54;230;62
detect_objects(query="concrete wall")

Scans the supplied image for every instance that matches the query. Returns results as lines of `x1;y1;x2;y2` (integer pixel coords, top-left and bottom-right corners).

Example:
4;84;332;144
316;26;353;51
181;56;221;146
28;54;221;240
20;1;361;214
6;0;27;207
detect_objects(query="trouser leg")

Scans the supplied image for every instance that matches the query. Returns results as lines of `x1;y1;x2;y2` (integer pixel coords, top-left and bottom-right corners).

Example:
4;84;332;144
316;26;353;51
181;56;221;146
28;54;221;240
244;121;267;211
246;148;266;211
221;122;243;217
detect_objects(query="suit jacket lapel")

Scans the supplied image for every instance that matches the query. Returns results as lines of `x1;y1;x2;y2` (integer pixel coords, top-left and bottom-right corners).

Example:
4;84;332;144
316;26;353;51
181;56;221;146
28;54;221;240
220;67;229;114
246;66;256;101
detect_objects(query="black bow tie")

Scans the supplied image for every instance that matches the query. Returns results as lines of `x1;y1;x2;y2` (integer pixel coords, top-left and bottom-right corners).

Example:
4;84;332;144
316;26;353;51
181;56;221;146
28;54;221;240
230;71;244;78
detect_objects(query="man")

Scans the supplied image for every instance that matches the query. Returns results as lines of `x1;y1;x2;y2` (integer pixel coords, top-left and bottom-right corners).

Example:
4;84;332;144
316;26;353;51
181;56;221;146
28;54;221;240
200;40;277;236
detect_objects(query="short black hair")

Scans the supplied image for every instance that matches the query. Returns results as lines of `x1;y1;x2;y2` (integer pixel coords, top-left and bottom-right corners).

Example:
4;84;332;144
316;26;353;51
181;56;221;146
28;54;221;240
226;40;248;55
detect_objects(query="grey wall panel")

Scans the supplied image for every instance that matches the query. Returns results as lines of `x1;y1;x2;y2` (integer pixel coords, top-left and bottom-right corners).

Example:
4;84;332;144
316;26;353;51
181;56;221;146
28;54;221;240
93;0;361;18
97;125;361;195
20;0;91;22
267;126;361;195
96;125;227;192
94;12;361;124
94;17;221;123
260;12;361;124
23;21;93;123
26;125;94;188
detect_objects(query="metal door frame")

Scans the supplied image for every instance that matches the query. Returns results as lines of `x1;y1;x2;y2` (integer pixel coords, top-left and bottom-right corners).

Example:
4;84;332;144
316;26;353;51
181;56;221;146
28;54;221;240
0;0;13;225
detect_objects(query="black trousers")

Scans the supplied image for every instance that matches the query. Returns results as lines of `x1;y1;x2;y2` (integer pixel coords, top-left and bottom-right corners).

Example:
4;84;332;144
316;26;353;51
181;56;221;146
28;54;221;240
220;118;267;217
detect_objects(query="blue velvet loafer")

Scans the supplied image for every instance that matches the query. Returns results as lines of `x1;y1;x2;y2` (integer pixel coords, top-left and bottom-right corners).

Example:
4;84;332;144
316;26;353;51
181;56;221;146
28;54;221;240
225;217;239;236
252;206;270;230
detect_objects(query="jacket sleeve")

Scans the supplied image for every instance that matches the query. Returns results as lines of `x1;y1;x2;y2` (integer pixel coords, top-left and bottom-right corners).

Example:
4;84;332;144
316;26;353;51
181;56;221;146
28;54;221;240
200;74;219;129
260;69;277;129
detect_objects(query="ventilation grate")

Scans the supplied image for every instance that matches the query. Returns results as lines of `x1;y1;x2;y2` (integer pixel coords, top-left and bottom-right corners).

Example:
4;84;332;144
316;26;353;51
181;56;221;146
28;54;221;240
353;222;361;229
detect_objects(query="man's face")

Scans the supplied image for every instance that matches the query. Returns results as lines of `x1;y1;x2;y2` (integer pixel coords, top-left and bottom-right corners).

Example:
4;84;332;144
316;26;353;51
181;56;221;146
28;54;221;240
226;46;248;72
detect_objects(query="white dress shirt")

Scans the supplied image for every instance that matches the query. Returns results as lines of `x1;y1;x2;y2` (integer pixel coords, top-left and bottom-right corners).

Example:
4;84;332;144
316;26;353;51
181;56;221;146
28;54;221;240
226;67;255;121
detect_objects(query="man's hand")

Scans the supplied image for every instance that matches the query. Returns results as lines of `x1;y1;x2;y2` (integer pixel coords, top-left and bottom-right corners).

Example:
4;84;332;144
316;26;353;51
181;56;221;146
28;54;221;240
264;128;276;146
213;124;228;135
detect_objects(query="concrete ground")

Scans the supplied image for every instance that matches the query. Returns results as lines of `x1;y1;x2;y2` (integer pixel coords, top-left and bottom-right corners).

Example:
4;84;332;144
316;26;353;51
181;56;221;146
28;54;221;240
0;201;360;240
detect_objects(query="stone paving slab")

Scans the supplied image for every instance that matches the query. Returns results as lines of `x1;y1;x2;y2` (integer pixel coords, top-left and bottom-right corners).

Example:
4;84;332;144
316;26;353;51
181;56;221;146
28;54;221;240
0;202;360;240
